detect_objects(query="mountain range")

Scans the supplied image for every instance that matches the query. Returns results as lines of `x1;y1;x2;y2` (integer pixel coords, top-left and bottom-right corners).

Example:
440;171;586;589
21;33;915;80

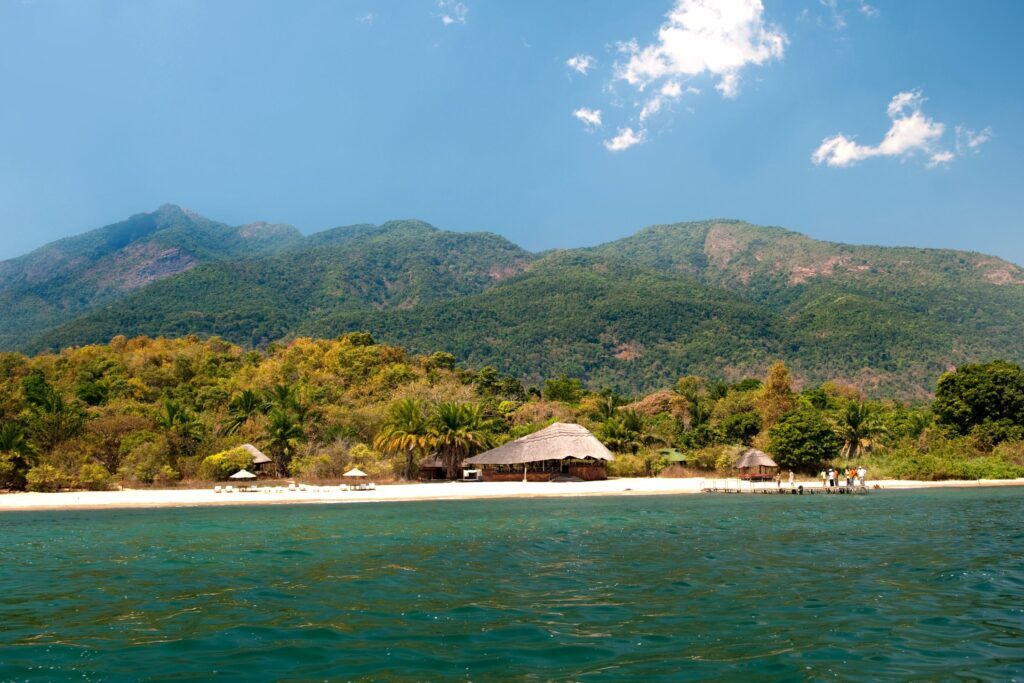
4;204;1023;398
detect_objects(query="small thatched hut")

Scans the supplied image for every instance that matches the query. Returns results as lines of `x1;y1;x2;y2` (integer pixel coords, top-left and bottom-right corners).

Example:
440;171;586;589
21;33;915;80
734;448;779;481
239;443;273;472
418;455;447;480
465;422;614;481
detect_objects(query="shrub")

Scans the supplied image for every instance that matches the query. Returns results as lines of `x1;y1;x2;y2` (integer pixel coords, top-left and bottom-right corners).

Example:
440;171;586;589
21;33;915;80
77;463;112;491
119;441;178;485
197;447;253;481
0;454;27;490
26;464;68;492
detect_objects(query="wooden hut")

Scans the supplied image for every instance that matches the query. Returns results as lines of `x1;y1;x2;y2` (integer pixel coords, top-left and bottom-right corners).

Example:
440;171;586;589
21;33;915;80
418;455;448;481
240;443;273;473
465;422;614;482
734;448;779;481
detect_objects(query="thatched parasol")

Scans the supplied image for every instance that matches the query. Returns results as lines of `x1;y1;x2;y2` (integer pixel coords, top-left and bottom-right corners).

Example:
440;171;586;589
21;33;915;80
229;469;257;479
343;468;368;478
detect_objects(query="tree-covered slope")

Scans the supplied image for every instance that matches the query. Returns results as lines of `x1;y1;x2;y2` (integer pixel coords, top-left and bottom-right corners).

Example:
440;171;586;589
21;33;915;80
0;204;302;347
10;213;1024;397
30;220;534;349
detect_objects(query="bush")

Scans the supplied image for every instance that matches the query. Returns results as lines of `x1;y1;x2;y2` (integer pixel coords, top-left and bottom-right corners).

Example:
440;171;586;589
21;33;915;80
26;464;68;492
119;441;178;485
0;454;27;490
77;463;112;490
197;447;253;481
768;410;842;471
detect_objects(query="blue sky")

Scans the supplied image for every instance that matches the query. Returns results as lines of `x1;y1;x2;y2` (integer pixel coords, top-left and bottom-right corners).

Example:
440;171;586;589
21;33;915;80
1;0;1022;263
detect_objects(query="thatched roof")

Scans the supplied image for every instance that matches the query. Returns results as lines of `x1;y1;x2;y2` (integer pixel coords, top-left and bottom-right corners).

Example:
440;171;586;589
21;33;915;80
240;443;272;465
419;455;445;469
735;448;778;469
466;422;614;466
343;468;368;478
229;469;257;479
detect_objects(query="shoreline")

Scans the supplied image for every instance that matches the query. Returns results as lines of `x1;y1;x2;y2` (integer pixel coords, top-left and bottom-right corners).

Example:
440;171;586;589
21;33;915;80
2;477;1023;512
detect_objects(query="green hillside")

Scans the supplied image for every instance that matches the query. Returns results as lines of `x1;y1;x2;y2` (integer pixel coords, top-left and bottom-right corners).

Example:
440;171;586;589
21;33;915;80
8;212;1024;397
0;205;302;347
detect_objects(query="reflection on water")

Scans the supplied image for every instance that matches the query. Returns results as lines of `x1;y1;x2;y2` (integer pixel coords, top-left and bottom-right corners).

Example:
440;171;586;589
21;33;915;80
1;488;1023;680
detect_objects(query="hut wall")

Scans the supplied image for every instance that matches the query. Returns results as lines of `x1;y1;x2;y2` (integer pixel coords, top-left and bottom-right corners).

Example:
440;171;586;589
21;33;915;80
568;464;607;480
481;470;555;482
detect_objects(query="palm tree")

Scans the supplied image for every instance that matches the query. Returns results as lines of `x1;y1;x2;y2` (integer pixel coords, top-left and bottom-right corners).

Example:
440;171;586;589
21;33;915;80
265;384;299;412
597;414;643;454
262;408;306;475
837;402;885;459
219;389;266;436
430;402;492;479
156;399;205;456
374;398;432;480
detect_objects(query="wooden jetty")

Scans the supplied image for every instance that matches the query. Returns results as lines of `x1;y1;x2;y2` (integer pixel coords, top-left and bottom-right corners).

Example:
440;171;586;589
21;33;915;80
701;479;867;495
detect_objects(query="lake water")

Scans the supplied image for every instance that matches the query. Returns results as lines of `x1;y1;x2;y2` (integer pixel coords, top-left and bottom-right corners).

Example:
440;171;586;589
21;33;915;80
1;488;1023;681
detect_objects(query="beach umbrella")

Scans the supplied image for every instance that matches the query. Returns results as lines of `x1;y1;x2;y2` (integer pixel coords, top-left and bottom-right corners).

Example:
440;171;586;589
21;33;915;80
343;468;368;478
230;469;257;479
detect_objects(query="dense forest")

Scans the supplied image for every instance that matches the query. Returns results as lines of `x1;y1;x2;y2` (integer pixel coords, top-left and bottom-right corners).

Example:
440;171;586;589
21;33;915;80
1;334;1022;492
4;207;1024;398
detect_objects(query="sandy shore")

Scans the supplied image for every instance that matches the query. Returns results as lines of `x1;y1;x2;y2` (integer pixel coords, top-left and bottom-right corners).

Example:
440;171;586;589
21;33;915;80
1;477;1023;512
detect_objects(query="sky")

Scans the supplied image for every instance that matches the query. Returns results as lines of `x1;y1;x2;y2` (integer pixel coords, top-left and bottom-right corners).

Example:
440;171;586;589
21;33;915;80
1;0;1022;263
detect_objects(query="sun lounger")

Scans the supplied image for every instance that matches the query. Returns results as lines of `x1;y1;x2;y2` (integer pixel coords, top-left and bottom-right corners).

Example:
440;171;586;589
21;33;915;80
225;485;234;493
214;485;222;493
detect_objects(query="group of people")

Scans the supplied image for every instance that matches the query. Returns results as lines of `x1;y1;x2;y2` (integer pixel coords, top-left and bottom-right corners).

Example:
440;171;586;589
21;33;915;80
821;466;867;489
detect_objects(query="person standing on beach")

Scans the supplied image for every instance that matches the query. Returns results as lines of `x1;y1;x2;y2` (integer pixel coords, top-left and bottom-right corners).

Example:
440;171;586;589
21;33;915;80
827;468;835;488
857;465;867;488
820;469;827;489
788;470;795;488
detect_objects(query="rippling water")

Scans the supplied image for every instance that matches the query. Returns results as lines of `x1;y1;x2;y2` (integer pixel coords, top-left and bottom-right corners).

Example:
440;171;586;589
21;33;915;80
1;488;1023;680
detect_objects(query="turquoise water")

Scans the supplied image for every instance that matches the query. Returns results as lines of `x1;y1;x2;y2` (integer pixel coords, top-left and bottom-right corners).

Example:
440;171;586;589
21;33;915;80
1;489;1023;681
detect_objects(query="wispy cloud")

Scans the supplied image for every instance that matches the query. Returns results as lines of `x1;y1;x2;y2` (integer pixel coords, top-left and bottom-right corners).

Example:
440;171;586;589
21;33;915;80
437;0;468;26
566;54;596;75
355;12;374;24
813;90;990;169
573;108;603;130
604;127;645;152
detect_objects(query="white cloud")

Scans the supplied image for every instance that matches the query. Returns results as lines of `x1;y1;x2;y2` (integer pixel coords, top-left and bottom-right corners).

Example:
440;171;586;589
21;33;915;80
813;90;954;168
355;13;374;24
639;80;694;121
615;0;786;99
566;54;595;75
437;0;467;25
604;127;645;152
956;125;993;154
859;2;879;18
573;107;603;130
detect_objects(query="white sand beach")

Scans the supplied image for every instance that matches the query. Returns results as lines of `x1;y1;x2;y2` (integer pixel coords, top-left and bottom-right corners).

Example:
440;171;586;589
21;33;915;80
1;477;1023;512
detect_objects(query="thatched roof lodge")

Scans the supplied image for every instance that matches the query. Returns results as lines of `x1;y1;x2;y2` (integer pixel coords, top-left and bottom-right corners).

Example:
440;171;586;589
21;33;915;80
465;422;614;481
240;443;273;470
734;448;779;481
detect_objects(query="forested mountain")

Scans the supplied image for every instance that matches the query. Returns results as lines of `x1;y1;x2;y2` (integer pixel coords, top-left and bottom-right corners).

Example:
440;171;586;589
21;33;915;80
6;210;1024;397
0;204;301;347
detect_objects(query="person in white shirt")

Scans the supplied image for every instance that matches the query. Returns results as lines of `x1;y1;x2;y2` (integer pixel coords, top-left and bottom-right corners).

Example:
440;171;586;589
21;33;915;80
857;466;867;487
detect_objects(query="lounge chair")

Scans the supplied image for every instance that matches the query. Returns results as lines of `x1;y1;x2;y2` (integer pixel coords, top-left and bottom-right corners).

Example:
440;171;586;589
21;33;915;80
368;482;376;490
225;485;234;493
214;485;222;493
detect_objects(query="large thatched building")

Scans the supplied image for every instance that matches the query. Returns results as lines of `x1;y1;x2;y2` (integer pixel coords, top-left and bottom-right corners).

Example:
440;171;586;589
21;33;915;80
734;448;779;481
465;422;614;481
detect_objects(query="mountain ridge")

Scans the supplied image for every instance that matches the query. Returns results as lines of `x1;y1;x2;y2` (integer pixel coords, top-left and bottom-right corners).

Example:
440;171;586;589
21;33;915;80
4;207;1023;398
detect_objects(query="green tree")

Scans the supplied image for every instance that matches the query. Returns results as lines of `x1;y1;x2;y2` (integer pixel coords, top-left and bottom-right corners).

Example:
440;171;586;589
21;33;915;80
598;411;645;454
542;375;584;404
933;361;1024;443
0;422;33;490
219;389;267;436
374;398;432;480
836;402;885;459
768;410;842;471
429;402;492;478
156;399;205;456
261;409;306;475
